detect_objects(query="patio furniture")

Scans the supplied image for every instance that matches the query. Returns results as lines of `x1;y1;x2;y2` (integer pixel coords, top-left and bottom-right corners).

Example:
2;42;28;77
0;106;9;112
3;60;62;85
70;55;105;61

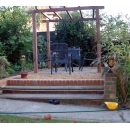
68;46;82;70
80;52;97;71
50;43;73;74
38;52;49;69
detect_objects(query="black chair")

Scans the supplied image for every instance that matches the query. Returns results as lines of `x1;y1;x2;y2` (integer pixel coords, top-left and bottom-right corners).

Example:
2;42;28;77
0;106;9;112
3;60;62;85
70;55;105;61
80;52;97;71
68;46;81;70
50;43;73;74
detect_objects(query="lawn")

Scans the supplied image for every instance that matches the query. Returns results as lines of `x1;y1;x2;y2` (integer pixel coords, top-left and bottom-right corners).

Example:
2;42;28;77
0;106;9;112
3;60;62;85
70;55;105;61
0;115;94;123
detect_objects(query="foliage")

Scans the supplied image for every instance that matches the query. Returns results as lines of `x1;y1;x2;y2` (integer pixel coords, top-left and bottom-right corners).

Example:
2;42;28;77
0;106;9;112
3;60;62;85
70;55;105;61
0;56;10;78
10;63;22;72
0;6;32;65
20;55;33;72
55;11;96;57
101;13;130;104
37;35;47;54
37;35;47;68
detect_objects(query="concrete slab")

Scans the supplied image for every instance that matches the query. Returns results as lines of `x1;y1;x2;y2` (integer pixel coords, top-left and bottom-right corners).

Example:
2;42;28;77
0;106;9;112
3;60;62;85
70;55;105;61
0;99;129;122
0;93;104;99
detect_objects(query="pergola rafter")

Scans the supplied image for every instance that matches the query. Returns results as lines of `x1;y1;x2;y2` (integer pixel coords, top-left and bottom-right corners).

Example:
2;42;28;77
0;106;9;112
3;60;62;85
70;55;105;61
78;6;83;18
27;6;104;73
49;6;62;19
42;18;102;22
35;6;51;20
63;6;73;19
93;9;95;18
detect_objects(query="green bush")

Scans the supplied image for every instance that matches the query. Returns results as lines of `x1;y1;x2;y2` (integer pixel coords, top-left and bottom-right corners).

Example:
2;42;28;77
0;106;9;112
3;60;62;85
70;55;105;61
0;56;10;79
101;13;130;104
0;6;32;65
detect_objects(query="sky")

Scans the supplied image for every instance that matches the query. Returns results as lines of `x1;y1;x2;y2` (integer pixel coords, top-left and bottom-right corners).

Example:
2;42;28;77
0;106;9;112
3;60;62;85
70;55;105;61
104;6;130;16
1;0;130;16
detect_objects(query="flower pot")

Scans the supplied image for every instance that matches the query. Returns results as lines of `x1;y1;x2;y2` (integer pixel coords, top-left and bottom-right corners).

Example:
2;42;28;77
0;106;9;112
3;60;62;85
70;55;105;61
21;72;28;78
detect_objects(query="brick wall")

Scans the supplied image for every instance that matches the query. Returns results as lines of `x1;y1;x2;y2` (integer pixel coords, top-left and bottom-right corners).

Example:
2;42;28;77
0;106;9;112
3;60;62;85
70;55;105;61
104;73;117;100
0;79;7;87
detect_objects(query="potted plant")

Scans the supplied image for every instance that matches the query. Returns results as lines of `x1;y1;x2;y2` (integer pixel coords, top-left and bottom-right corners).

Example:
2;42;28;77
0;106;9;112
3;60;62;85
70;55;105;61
20;55;28;78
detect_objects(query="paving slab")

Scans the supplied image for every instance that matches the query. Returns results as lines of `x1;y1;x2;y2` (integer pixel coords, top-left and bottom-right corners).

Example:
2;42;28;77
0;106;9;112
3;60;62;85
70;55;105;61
0;99;130;122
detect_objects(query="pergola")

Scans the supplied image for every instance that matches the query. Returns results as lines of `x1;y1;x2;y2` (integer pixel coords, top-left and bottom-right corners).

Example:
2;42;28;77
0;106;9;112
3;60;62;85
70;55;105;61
27;6;104;73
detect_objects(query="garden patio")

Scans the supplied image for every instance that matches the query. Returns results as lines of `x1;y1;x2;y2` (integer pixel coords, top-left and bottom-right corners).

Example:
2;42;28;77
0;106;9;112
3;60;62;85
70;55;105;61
1;6;130;107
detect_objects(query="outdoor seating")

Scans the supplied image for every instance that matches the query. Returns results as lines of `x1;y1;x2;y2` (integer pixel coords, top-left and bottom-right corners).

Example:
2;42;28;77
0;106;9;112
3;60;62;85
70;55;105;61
80;52;97;71
38;53;48;69
68;46;81;70
50;43;73;74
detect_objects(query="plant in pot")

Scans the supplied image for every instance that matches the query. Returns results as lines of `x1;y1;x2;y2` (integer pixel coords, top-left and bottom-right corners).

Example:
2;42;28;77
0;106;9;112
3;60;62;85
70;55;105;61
20;55;28;78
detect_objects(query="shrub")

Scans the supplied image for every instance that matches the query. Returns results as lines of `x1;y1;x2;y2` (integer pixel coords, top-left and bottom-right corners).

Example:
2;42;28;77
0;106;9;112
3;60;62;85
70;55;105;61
0;56;10;79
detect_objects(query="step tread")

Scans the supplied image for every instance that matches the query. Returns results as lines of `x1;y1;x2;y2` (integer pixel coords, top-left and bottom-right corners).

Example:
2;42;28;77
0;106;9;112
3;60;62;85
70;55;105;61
0;94;104;99
4;85;104;90
3;89;104;91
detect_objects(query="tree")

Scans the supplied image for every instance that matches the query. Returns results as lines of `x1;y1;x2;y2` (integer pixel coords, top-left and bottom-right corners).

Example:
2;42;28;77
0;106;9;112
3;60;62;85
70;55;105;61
0;6;32;64
55;11;96;56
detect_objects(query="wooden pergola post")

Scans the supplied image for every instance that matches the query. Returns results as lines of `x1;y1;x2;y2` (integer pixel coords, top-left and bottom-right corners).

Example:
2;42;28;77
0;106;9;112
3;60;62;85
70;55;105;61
96;8;101;73
32;12;38;73
46;20;51;68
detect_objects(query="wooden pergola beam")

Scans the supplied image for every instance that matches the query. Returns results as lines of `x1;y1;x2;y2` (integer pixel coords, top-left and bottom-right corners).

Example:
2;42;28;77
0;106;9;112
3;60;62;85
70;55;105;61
42;18;102;22
35;6;51;20
27;6;104;14
93;9;95;18
49;6;62;19
41;13;51;20
96;7;101;73
46;20;51;68
63;6;72;19
78;6;83;18
32;12;38;73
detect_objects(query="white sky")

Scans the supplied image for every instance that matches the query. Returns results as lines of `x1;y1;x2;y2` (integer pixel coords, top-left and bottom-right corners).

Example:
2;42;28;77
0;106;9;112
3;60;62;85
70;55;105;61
104;6;130;15
1;0;130;16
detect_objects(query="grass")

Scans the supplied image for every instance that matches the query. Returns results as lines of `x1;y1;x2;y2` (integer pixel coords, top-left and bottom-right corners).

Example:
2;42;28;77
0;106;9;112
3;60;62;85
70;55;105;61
0;115;93;123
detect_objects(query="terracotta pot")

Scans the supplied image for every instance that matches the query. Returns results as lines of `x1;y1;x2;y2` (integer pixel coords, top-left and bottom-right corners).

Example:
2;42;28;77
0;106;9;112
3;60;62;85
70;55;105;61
21;72;28;78
44;114;51;120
